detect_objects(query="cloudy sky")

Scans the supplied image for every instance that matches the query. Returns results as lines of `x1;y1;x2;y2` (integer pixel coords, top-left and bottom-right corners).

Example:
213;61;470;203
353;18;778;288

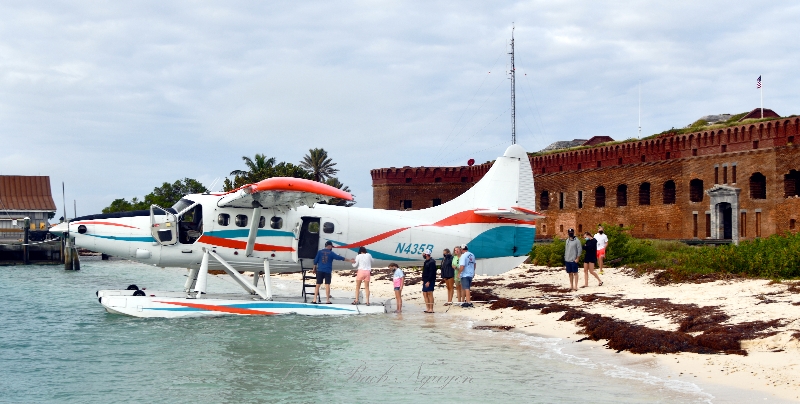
2;1;799;216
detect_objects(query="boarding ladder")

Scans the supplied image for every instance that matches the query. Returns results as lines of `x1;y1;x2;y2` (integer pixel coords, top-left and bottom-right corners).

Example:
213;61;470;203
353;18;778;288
300;259;320;303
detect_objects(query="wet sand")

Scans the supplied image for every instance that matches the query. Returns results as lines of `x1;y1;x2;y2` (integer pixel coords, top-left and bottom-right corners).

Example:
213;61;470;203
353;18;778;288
277;264;800;402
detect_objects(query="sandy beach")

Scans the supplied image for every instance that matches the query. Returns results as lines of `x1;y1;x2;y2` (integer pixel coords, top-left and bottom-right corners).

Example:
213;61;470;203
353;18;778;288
278;264;800;402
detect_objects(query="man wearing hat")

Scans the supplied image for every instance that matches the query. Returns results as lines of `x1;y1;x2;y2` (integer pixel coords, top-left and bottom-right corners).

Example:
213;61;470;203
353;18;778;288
459;244;476;307
312;240;346;304
421;249;437;313
564;229;582;292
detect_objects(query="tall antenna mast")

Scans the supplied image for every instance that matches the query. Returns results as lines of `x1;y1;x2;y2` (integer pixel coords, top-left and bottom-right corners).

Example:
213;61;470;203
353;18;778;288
509;23;516;145
638;80;642;138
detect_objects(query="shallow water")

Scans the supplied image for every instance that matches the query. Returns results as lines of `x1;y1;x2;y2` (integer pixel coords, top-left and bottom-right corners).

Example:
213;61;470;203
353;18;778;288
0;260;726;403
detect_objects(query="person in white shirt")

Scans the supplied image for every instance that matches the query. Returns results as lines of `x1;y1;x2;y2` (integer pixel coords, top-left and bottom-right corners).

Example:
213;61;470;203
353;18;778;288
351;247;374;305
594;225;609;274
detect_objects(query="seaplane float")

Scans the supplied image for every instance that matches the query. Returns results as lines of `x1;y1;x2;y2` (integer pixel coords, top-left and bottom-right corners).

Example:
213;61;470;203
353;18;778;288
49;144;543;318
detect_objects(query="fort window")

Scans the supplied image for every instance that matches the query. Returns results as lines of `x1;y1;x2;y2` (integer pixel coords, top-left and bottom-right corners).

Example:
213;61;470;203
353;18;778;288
434;177;442;183
405;178;412;183
705;214;711;237
689;179;704;202
235;214;248;227
218;213;230;226
577;163;582;170
666;222;670;231
732;165;737;183
578;191;584;209
617;158;623;165
542;224;547;234
692;149;698;156
578;224;583;233
639;182;650;205
559;192;564;209
784;170;800;197
749;173;766;199
753;140;759;149
789;136;795;144
597;161;601;168
595;186;606;207
723;165;728;184
666;152;671;159
560;224;564;233
756;212;762;237
461;177;468;182
663;180;676;204
401;200;412;210
693;213;698;238
741;212;746;237
432;198;442;207
791;219;796;230
539;191;550;210
721;145;727;152
714;166;719;184
616;184;628;207
641;155;645;162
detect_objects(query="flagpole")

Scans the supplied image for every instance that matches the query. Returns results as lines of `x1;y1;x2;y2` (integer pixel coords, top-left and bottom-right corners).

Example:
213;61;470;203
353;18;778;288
760;75;763;118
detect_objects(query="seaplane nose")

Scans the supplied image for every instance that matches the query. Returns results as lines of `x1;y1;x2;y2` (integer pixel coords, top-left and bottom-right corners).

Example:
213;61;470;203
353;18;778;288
49;222;69;237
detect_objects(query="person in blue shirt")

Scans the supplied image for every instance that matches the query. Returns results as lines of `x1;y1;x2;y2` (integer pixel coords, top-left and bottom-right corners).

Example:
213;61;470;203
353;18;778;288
312;240;346;304
459;244;477;308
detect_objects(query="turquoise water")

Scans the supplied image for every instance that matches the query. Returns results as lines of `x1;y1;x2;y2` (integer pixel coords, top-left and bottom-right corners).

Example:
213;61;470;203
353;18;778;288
0;261;718;403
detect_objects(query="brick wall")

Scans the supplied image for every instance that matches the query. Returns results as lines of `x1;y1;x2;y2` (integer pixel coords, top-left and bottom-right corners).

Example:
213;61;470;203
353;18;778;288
371;116;800;240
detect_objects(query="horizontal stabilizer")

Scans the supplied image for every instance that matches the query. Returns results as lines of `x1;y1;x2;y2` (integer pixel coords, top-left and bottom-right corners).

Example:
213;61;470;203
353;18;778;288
474;206;544;220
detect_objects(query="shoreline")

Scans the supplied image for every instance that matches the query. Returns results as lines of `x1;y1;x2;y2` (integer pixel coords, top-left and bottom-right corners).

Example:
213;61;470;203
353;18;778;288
277;264;800;402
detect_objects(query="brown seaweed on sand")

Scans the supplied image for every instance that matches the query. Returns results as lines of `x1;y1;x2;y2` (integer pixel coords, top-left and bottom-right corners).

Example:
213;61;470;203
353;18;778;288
473;325;515;331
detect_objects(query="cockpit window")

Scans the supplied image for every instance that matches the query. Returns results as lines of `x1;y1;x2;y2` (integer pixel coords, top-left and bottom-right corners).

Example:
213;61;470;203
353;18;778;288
172;198;195;214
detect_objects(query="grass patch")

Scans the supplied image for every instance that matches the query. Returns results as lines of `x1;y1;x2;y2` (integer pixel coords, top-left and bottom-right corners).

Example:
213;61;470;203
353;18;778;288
530;225;800;282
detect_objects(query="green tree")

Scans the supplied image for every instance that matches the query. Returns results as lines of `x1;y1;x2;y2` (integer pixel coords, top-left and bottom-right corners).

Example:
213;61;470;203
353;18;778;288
223;154;312;191
301;148;339;182
320;177;356;206
101;178;207;213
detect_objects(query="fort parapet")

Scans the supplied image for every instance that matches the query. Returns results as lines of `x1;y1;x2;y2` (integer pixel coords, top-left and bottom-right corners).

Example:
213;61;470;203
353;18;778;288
371;115;800;242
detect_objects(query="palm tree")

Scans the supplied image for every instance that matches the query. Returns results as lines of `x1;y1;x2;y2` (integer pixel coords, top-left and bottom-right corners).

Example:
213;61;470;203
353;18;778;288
301;148;339;183
323;177;355;207
230;154;276;182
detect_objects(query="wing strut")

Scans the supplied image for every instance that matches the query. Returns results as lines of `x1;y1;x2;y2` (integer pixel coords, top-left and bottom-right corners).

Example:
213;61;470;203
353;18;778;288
245;201;263;257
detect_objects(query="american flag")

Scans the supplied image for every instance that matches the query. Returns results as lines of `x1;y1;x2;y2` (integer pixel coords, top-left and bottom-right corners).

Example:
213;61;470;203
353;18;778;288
757;75;762;89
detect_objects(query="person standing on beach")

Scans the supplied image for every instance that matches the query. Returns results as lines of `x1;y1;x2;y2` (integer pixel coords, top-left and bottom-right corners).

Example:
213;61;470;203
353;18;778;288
421;249;437;313
440;248;455;306
312;240;346;304
459;244;476;308
390;263;404;313
594;224;609;275
351;246;374;305
564;228;581;292
452;246;463;303
582;232;603;288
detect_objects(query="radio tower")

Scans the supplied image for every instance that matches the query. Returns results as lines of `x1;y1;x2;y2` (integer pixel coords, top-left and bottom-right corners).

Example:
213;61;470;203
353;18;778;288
509;24;516;145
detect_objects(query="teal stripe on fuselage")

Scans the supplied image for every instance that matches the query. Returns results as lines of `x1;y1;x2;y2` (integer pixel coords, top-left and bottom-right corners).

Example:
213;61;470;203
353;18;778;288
204;229;294;238
468;226;536;259
88;234;155;242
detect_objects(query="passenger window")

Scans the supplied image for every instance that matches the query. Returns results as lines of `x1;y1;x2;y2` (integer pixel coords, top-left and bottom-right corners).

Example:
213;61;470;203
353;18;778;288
270;216;283;229
308;222;320;233
323;222;335;234
235;215;248;227
218;214;230;226
259;216;266;228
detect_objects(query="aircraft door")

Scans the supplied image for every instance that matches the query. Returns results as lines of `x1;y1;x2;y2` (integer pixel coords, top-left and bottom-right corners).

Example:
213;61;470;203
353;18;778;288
297;217;320;259
150;205;178;246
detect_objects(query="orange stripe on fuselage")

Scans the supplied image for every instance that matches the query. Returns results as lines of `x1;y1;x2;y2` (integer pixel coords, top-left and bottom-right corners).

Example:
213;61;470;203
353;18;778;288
334;227;410;249
154;301;277;315
197;235;295;252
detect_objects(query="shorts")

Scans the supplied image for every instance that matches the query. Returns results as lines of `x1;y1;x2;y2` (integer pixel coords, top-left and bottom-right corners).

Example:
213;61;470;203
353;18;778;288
442;276;453;280
316;271;332;285
460;276;473;289
422;282;435;292
565;262;579;273
597;248;606;259
584;257;597;264
394;286;401;291
356;270;371;281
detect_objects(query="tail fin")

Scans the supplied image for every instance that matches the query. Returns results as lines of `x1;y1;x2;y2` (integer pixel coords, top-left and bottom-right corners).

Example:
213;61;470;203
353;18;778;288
444;144;536;212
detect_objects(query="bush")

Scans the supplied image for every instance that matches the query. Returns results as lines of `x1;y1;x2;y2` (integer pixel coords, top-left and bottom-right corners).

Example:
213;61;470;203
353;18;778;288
530;236;566;267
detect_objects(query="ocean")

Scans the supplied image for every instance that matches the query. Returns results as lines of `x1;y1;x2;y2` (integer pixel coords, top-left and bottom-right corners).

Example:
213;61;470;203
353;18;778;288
0;260;724;403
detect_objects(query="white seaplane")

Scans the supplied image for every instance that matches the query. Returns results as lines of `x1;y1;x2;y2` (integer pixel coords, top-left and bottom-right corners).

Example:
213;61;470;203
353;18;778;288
50;144;542;318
